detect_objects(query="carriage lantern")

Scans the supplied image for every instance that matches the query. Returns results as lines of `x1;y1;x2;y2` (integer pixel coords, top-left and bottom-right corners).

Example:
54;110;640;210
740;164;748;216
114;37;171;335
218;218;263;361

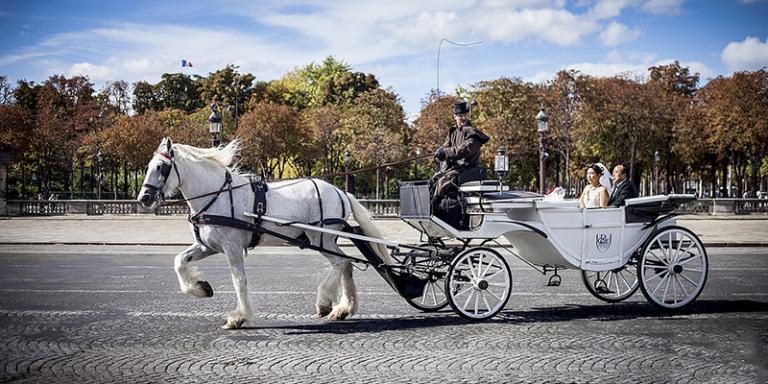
208;103;223;147
495;147;509;193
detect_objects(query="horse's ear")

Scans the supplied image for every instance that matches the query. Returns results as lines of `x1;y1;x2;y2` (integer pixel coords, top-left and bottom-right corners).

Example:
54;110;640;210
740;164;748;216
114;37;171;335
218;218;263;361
165;137;173;152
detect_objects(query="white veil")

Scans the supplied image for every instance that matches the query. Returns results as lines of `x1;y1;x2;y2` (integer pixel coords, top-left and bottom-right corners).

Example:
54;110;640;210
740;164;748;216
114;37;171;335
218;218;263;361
594;162;613;195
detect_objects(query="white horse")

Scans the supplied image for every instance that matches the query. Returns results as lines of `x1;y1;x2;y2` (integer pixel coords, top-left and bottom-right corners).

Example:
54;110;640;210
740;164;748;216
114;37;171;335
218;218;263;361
137;138;393;329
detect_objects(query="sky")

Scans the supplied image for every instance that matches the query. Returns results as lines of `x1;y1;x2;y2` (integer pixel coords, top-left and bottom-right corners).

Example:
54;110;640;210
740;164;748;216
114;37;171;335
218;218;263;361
1;0;767;120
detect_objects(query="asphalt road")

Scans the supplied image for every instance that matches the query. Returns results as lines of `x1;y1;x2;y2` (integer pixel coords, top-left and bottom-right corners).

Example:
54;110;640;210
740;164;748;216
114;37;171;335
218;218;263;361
0;245;767;384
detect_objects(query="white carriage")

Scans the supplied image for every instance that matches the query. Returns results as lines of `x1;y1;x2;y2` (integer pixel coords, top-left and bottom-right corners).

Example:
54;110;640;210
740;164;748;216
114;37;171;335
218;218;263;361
395;180;709;321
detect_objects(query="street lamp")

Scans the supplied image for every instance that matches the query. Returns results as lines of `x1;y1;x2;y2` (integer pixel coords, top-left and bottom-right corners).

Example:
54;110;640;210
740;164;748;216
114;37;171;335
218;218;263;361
97;150;103;200
535;105;549;194
344;150;351;193
495;147;509;193
654;150;660;195
208;103;222;147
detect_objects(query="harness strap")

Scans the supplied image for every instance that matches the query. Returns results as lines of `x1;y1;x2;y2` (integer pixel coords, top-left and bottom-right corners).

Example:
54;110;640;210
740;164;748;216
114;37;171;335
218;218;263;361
248;177;268;249
333;186;346;218
189;171;234;248
307;179;324;249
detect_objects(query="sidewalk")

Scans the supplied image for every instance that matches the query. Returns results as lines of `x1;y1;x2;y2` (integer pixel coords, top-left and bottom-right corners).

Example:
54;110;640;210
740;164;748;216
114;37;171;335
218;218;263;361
0;214;766;247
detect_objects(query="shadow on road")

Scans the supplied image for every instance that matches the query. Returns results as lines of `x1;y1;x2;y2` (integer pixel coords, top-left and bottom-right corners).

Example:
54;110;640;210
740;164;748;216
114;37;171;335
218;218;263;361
497;299;768;323
230;299;768;335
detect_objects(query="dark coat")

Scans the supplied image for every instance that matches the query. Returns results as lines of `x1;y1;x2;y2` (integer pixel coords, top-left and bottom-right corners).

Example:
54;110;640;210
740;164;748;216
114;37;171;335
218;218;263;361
440;122;490;169
608;179;639;206
431;121;490;197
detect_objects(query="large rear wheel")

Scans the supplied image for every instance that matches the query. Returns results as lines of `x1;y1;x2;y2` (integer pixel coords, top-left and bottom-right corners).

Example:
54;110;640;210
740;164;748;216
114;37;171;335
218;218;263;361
445;247;512;321
638;226;708;309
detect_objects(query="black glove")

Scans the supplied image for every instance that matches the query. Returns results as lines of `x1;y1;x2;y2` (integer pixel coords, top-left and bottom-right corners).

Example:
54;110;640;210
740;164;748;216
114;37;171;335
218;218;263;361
434;147;446;161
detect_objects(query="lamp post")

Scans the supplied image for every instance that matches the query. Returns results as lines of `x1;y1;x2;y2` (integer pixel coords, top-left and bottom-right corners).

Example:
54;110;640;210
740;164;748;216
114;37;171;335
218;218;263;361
436;38;482;144
208;103;222;147
535;105;549;194
97;150;103;200
414;148;420;180
344;150;351;193
654;150;660;195
231;78;244;132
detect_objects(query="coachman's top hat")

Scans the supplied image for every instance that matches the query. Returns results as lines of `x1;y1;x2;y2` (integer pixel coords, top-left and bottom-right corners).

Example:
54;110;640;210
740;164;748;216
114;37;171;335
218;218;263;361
453;101;470;114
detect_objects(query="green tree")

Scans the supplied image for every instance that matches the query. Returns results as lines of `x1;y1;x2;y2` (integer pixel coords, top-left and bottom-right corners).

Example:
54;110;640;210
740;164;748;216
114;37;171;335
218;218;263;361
343;88;407;198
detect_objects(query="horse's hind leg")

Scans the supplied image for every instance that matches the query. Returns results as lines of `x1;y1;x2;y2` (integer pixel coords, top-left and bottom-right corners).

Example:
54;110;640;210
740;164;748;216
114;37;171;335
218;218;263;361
221;245;253;330
319;242;357;321
316;264;341;317
174;243;216;298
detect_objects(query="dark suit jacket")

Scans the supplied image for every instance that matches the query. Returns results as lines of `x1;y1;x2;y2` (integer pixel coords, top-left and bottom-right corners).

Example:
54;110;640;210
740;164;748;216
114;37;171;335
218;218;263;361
608;179;639;206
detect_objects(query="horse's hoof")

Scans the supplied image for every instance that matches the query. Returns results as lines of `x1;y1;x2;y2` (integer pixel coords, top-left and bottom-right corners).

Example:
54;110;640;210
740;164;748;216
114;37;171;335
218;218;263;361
222;319;245;330
196;281;214;297
327;310;349;321
317;306;332;318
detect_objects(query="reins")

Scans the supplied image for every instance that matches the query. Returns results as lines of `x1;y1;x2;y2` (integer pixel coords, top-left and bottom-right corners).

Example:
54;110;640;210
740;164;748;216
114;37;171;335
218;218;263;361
160;154;433;207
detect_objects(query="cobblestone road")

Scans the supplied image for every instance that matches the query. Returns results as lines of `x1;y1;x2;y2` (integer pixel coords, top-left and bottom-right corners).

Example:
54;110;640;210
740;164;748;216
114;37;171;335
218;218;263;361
1;245;767;383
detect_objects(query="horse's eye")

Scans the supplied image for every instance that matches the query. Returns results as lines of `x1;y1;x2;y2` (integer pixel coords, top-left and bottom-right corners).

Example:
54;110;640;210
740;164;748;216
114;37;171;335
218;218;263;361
156;164;162;170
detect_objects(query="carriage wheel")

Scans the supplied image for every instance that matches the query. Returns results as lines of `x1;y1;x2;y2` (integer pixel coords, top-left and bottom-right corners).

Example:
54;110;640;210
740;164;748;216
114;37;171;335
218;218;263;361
404;256;450;312
581;261;639;302
638;226;708;310
445;247;512;321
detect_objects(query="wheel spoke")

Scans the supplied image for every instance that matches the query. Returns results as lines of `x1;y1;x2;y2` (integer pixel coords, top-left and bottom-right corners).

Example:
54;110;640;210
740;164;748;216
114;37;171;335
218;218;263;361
484;269;503;281
650;272;669;297
679;271;701;287
481;256;498;277
485;289;502;302
674;274;689;298
473;289;480;314
672;234;684;263
678;254;702;266
655;238;669;261
476;254;484;279
648;248;669;266
645;268;667;283
662;272;672;303
619;272;633;292
462;289;475;311
675;242;695;264
481;291;492;312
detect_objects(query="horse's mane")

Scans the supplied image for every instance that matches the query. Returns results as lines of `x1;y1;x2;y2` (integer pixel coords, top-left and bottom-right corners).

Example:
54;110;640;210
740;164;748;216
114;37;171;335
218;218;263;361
173;139;251;177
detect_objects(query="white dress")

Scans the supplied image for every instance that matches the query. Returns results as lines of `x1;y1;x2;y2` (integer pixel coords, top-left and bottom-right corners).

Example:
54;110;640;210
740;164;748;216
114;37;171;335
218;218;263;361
582;185;603;208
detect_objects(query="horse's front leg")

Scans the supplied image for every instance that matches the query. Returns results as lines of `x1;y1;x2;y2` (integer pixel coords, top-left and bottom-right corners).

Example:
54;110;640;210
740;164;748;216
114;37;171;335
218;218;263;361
174;243;216;298
222;245;253;329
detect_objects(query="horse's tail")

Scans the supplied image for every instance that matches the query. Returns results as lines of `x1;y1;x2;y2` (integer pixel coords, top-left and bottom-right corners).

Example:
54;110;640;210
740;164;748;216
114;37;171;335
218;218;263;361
346;193;395;265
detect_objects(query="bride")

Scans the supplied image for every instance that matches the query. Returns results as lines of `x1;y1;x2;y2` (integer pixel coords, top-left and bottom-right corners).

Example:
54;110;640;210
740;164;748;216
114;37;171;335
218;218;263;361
579;163;613;208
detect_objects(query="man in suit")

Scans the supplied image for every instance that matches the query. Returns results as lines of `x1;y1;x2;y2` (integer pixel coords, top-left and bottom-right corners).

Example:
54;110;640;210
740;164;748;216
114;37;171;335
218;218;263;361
608;164;639;206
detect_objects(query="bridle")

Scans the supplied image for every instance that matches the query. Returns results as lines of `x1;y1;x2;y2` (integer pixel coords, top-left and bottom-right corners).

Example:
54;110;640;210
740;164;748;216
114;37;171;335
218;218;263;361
142;149;182;203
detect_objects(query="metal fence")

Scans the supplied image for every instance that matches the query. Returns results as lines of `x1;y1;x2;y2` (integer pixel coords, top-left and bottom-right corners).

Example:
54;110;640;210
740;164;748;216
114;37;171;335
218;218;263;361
4;198;768;217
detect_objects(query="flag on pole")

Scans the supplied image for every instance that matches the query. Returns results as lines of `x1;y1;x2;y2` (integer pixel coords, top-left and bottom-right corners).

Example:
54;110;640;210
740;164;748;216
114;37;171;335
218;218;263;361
181;60;193;67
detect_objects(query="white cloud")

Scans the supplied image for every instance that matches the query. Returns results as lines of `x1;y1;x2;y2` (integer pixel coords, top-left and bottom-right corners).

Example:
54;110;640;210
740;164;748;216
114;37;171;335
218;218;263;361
67;63;114;82
641;0;687;15
599;21;641;46
721;36;768;73
556;50;713;81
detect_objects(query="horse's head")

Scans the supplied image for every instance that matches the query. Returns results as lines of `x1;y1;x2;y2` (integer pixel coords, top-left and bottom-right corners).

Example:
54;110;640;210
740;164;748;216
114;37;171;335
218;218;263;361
138;138;181;208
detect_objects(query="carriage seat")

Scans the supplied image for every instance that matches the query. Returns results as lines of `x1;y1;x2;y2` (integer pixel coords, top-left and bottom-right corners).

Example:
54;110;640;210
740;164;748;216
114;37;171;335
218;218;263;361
459;180;510;193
